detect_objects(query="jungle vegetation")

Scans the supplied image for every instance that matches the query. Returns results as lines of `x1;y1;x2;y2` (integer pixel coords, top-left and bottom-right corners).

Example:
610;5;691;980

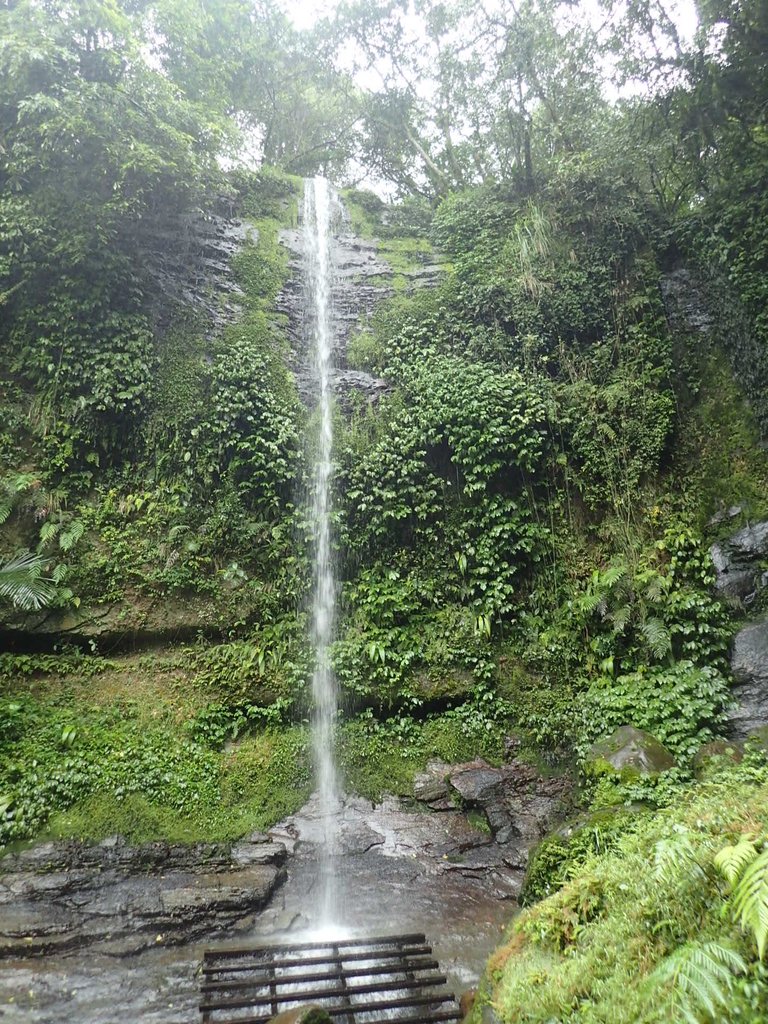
2;0;768;1019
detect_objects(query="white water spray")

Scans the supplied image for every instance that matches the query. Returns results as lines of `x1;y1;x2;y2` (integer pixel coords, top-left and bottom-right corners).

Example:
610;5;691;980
303;176;342;928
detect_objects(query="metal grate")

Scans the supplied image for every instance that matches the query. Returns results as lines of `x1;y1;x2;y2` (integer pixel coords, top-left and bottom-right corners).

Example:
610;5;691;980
200;932;462;1024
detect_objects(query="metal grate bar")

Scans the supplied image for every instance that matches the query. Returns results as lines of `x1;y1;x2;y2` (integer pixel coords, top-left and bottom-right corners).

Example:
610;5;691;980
200;974;447;1013
200;933;460;1024
203;946;432;975
205;933;427;959
207;995;461;1024
202;958;441;993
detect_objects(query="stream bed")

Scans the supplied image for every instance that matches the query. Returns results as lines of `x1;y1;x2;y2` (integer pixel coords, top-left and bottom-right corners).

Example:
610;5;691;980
0;795;516;1024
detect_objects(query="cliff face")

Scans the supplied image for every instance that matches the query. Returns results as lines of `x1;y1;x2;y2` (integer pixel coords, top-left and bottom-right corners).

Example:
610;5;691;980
0;180;441;649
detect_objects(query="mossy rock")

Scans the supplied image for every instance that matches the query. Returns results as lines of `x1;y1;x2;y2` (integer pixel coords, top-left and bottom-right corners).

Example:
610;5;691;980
521;805;642;905
413;666;475;703
586;726;675;777
269;1007;332;1024
692;738;743;776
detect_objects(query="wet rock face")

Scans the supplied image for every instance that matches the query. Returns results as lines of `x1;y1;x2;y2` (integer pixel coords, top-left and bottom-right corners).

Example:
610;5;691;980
586;726;676;775
276;215;440;410
0;833;286;959
143;203;254;334
711;520;768;605
411;756;573;882
277;227;392;407
729;617;768;739
660;266;715;336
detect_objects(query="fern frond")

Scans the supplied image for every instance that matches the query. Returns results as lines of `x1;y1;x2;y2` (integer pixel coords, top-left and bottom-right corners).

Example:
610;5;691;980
652;941;746;1023
59;519;84;552
600;559;629;590
732;847;768;958
642;616;672;659
654;832;707;887
644;572;667;604
39;520;62;546
609;603;631;633
715;840;759;887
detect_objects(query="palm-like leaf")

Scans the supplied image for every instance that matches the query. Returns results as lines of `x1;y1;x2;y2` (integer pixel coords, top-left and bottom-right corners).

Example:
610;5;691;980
715;840;759;887
0;551;56;610
641;616;672;659
652;941;746;1023
732;847;768;958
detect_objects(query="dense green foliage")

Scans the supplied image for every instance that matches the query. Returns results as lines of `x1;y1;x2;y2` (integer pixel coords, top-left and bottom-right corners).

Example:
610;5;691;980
473;756;768;1024
2;0;768;1013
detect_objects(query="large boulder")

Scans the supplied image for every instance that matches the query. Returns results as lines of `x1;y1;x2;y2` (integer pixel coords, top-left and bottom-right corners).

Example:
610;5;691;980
586;726;676;775
710;521;768;605
413;760;453;808
729;617;768;739
441;758;572;856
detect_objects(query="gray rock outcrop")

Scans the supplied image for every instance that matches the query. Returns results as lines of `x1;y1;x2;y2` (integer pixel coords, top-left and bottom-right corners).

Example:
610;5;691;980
660;267;716;336
729;616;768;739
0;833;286;959
412;756;573;883
710;520;768;605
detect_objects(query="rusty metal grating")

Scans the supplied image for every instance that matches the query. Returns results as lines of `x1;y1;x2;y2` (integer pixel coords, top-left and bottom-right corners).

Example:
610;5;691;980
200;932;462;1024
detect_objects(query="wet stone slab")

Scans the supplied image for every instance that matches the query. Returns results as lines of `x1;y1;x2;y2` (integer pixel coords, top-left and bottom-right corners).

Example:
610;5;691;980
0;789;546;1023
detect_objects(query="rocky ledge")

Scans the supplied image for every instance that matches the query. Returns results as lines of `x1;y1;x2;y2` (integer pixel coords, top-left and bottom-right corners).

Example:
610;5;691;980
269;754;572;908
412;755;573;888
0;833;286;959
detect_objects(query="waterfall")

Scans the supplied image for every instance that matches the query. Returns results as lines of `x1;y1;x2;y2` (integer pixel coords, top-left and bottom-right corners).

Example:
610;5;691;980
303;175;342;929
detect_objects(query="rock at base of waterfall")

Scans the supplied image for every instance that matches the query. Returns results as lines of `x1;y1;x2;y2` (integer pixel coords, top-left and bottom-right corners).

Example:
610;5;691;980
729;617;768;739
269;1006;332;1024
411;757;573;879
413;759;453;807
0;834;286;959
587;726;676;775
710;520;768;605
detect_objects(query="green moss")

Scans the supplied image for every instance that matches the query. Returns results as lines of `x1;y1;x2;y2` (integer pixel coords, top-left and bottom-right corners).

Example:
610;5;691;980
338;708;506;803
0;655;313;848
671;351;768;525
346;328;384;372
520;808;642;905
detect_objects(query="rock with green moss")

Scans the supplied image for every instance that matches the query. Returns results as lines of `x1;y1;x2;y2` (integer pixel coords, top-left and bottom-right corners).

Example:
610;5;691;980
586;726;675;776
521;806;642;904
692;738;743;775
269;1007;332;1024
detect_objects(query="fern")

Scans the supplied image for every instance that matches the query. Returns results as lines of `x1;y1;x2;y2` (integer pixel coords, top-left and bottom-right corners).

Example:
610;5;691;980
0;494;13;527
641;616;672;659
59;519;84;552
0;471;38;525
39;520;61;546
652;941;746;1023
609;603;631;632
732;847;768;958
654;830;708;887
715;839;759;887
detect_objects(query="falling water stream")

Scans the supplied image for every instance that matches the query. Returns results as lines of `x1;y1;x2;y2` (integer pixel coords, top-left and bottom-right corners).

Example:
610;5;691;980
303;176;343;931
